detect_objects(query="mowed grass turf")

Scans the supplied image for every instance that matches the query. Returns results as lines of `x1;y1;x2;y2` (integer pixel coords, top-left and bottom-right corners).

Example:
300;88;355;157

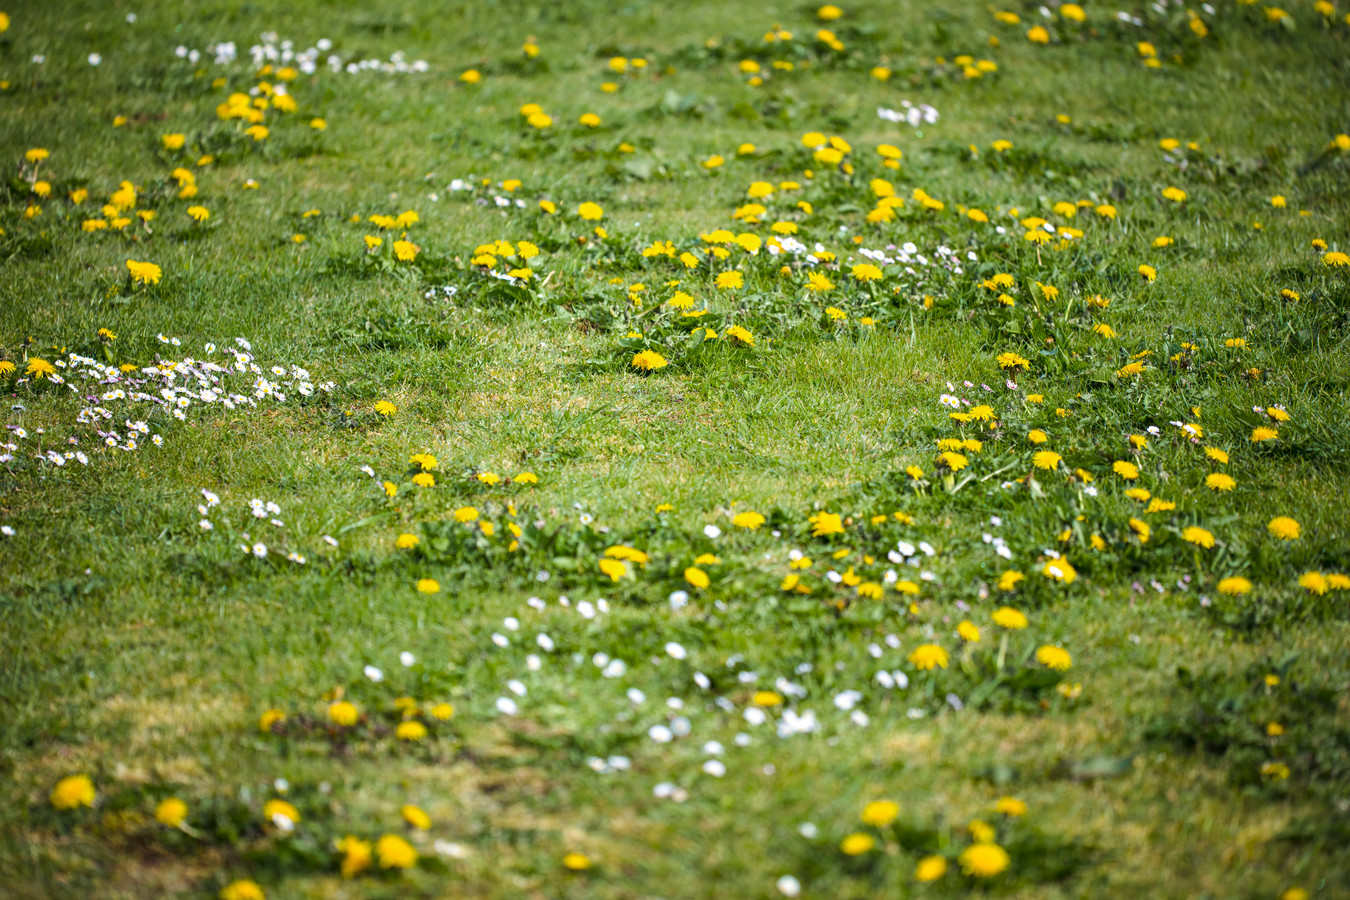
1;1;1349;899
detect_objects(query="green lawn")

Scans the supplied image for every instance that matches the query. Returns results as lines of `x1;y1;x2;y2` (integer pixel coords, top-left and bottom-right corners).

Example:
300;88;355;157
2;1;1349;898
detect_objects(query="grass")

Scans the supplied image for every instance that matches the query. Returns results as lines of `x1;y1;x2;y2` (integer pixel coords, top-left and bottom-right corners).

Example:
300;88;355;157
2;1;1350;898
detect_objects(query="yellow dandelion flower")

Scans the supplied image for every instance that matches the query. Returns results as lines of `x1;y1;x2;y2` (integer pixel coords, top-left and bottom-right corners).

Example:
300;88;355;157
732;511;766;530
220;880;266;900
1267;517;1300;540
338;836;372;878
851;262;884;282
993;606;1028;629
684;567;710;588
328;701;359;725
396;720;427;741
1182;526;1215;549
840;833;876;855
1299;572;1328;595
1043;558;1077;583
263;799;300;826
915;855;947;881
50;775;96;810
1112;460;1139;480
808;511;844;536
376;834;418;868
126;259;163;285
959;842;1010;877
155;797;189;827
1033;450;1062;470
632;350;668;372
861;800;900;827
909;644;949;670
